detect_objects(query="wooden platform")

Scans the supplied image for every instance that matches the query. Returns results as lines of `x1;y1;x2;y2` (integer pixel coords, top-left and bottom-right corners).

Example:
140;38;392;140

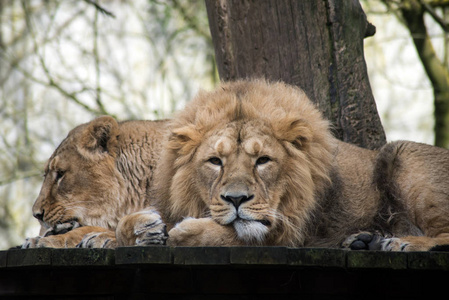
1;247;448;299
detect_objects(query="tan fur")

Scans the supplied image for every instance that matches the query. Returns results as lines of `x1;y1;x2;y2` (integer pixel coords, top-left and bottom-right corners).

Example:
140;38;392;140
23;79;449;251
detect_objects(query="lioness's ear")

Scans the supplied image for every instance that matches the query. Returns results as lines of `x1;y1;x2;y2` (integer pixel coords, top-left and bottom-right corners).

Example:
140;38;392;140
77;116;120;160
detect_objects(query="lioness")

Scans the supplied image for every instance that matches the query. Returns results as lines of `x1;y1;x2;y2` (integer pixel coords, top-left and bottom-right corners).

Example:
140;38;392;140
23;79;449;251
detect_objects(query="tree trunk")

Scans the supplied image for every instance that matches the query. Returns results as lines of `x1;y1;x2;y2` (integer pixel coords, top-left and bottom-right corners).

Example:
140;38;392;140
205;0;386;150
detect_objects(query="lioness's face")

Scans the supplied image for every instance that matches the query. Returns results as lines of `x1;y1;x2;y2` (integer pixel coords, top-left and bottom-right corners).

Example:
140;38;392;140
195;120;287;243
32;117;121;231
33;146;119;230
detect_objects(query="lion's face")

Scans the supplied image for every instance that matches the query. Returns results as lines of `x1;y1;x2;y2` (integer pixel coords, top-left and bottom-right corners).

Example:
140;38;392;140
194;120;287;242
157;79;334;246
32;116;122;231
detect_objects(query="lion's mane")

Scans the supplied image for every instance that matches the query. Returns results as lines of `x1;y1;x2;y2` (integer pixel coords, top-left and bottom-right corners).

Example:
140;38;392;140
155;79;335;246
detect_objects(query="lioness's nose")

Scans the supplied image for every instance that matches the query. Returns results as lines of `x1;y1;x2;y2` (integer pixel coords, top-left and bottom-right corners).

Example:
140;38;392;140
221;192;254;208
33;201;45;221
33;209;44;221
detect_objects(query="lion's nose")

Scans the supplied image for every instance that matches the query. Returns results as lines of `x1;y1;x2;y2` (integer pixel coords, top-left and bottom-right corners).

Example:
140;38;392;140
221;192;254;208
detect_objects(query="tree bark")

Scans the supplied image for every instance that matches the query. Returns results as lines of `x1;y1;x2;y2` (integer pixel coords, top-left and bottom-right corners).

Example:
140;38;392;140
205;0;386;149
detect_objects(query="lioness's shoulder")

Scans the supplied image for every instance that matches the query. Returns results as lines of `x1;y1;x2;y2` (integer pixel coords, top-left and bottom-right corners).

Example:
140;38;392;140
117;119;170;142
118;119;170;132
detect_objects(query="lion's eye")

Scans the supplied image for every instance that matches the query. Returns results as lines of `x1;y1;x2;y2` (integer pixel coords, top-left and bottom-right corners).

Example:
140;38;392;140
256;156;271;165
208;157;222;166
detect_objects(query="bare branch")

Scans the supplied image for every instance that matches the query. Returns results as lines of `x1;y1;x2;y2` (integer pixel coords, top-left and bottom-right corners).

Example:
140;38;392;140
93;6;107;115
20;0;111;117
426;0;449;7
170;0;212;42
83;0;115;18
421;0;449;32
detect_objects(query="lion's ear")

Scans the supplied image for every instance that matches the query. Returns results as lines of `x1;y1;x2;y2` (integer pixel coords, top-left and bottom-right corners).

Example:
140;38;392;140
169;124;201;163
275;118;313;149
77;116;120;160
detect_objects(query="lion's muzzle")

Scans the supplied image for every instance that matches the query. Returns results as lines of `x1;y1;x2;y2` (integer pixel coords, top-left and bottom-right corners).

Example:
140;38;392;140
220;180;254;208
220;192;254;209
217;183;272;243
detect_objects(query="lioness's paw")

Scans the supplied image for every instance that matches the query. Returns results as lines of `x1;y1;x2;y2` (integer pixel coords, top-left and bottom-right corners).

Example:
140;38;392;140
21;235;68;248
342;232;384;250
21;236;43;249
76;231;117;249
21;221;81;248
116;210;168;246
43;220;81;236
134;220;167;246
22;226;111;249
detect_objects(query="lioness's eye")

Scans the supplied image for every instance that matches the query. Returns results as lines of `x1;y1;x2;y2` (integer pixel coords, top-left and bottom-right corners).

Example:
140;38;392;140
208;157;222;166
55;170;65;182
256;156;271;165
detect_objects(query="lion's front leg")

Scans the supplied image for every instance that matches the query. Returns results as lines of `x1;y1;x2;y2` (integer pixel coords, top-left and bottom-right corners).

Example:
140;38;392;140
167;218;242;246
22;226;111;248
116;209;168;246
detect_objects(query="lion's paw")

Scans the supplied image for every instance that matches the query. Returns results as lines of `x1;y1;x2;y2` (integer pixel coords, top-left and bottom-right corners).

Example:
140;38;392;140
380;237;410;251
167;218;203;246
167;218;206;246
342;232;415;251
342;232;385;250
168;218;238;247
116;210;167;246
76;231;117;249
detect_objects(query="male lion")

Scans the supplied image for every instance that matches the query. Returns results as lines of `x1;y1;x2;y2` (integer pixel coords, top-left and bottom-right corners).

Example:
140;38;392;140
23;79;449;251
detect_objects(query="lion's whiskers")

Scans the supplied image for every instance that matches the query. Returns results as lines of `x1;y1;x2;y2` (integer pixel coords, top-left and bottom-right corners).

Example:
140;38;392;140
266;209;302;232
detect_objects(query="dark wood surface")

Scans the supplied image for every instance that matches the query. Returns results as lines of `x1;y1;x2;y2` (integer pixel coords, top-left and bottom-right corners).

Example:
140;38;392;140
1;247;448;299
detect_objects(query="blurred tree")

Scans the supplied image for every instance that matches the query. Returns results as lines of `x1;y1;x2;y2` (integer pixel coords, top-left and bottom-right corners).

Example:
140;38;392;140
381;0;449;148
206;0;386;150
